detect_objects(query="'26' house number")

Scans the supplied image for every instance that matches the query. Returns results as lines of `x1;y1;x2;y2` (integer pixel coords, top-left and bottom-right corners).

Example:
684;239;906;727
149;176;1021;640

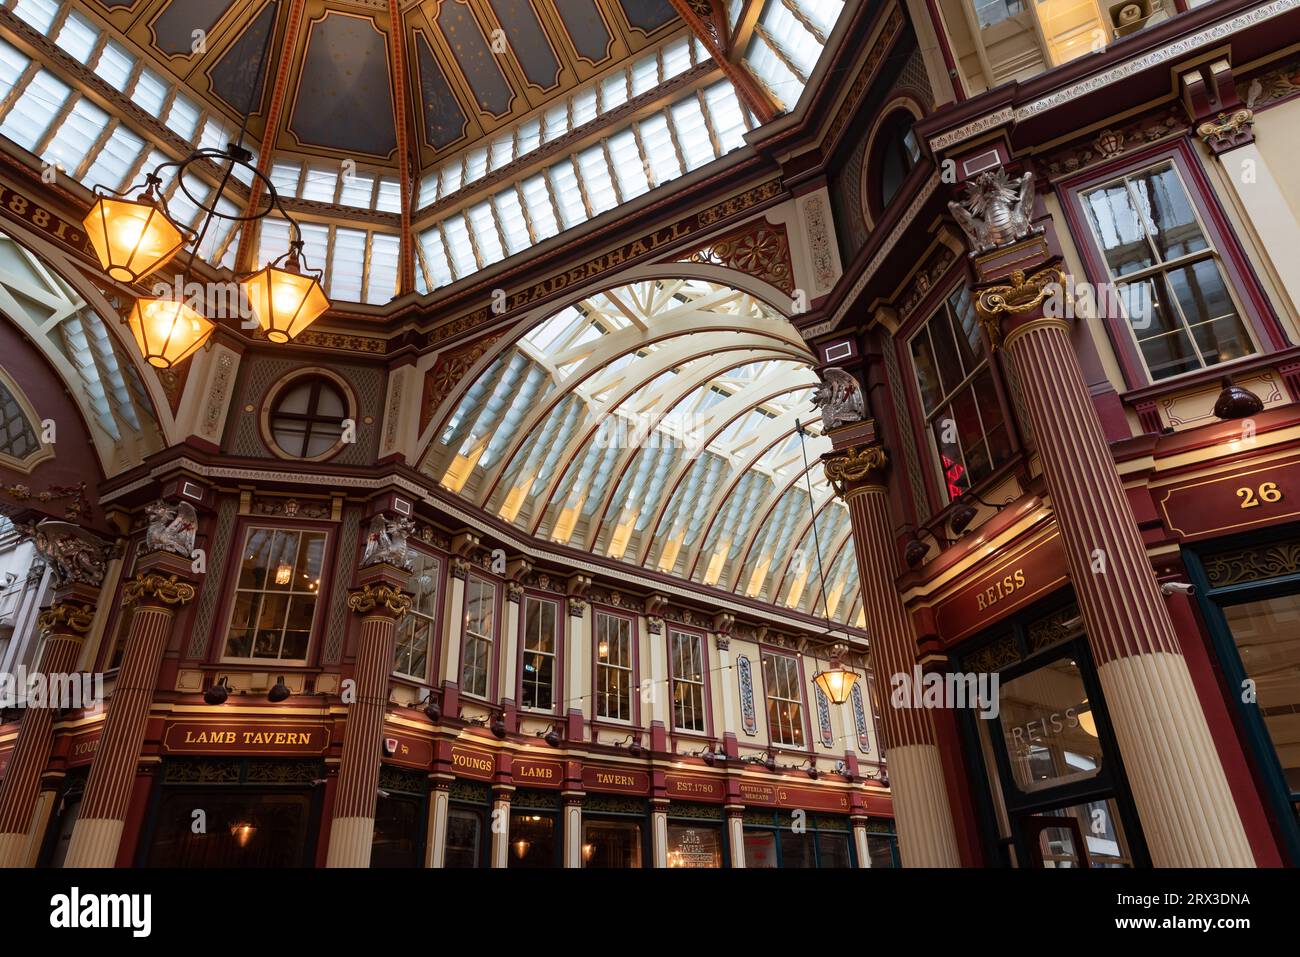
1236;482;1283;509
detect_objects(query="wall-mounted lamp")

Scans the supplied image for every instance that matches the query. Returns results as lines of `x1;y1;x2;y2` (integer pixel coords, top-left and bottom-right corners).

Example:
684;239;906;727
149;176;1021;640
1214;376;1264;420
617;734;645;758
421;690;441;722
903;525;946;569
490;712;508;739
267;676;291;703
536;725;562;748
743;751;777;772
832;760;855;782
203;676;231;706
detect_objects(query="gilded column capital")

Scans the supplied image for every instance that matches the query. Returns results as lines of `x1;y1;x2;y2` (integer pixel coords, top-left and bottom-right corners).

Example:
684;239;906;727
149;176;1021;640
823;443;888;498
37;600;95;639
973;264;1067;351
346;582;413;618
121;572;196;609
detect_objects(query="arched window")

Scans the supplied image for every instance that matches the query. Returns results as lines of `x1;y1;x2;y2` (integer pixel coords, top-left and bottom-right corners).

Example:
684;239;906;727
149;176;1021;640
267;374;349;459
872;110;922;212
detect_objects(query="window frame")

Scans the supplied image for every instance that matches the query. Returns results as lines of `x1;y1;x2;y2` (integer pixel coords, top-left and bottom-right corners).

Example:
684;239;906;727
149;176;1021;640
459;573;499;702
259;368;357;463
592;607;638;725
217;522;333;667
1059;139;1284;392
517;591;563;714
667;626;711;737
864;104;925;220
903;279;1019;507
759;647;809;750
392;546;444;684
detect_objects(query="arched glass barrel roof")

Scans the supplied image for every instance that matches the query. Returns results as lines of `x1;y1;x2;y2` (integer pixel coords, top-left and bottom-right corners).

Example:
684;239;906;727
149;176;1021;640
422;278;864;628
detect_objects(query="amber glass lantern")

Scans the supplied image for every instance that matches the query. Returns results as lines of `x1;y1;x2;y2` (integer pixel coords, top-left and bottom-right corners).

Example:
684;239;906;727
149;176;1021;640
812;653;858;705
241;241;330;343
127;297;214;369
83;178;186;284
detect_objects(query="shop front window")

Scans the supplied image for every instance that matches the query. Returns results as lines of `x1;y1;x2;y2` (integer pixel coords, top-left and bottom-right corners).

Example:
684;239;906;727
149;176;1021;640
146;789;315;867
223;527;326;663
997;656;1104;794
445;806;486;868
509;811;558;868
743;814;855;868
371;792;423;868
666;822;723;868
866;832;899;867
582;817;643;868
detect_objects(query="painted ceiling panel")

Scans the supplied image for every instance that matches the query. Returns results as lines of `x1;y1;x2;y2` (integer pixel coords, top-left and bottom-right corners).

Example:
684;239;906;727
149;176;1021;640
415;30;470;152
617;0;678;34
486;0;562;90
150;0;239;58
552;0;614;64
208;0;277;116
437;0;515;118
288;12;397;158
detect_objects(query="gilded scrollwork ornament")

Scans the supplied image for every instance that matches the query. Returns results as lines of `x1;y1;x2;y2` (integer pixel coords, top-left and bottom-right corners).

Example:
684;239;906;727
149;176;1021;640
121;572;197;608
974;265;1067;350
346;582;414;618
822;444;888;497
37;601;95;637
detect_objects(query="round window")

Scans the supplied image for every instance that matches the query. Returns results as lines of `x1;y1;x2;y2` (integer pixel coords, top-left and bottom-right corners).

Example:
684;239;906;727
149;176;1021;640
267;375;349;459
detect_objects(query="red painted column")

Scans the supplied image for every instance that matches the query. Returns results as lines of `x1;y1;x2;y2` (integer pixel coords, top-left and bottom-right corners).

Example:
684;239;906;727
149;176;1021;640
824;442;961;867
0;584;97;867
64;553;195;867
325;562;411;867
976;256;1254;866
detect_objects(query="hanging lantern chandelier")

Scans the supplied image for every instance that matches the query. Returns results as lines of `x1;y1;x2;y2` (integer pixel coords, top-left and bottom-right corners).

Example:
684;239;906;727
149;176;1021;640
81;26;328;368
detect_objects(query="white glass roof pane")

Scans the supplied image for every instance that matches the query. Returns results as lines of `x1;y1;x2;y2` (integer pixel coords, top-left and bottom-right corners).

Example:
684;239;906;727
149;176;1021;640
762;0;824;81
439;160;463;197
375;177;401;212
339;169;376;207
196;115;231;154
231;146;257;186
629;51;658;96
44;96;109;173
195;194;239;262
599;71;629;113
520;173;559;242
576;146;617;216
269;160;301;196
747;34;802;110
418;170;439;208
13;0;59;33
798;0;844;35
463;146;489;185
256;217;292;271
419;226;454;289
494;190;530;255
442;215;477;278
300;165;338;203
608;128;649;202
488;131;514;170
164;94;202;143
516;116;542;158
662;34;693;78
165;174;208;230
542;101;569;143
638;114;681;187
1;71;70;151
55;11;99;62
366;233;400;305
467;201;505;265
297;221;330;278
130;68;169;117
93;40;136;91
704;82;748;154
571;87;598;127
328;227;366;302
0;42;31;101
82;124;146;193
670;97;714;171
547;160;587;229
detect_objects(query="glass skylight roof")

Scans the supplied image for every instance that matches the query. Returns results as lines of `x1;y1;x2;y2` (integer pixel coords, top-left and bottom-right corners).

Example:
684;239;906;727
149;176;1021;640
423;279;860;624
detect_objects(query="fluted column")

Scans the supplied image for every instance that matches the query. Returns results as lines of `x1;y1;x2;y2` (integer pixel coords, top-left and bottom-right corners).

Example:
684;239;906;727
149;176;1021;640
326;563;412;867
977;257;1254;866
726;807;745;868
64;554;195;867
824;443;961;867
425;777;451;867
490;789;511;868
852;817;872;868
651;799;669;867
563;793;583;867
0;586;97;867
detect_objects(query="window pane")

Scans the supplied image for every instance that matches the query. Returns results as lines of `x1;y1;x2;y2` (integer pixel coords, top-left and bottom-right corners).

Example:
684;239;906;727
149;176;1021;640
582;818;643;868
1121;277;1200;379
1128;165;1208;262
1166;259;1252;366
667;823;723;867
997;656;1104;794
1085;181;1155;276
445;808;483;867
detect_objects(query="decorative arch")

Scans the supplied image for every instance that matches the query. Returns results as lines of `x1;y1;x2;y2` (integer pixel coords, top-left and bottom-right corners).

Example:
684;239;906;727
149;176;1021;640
0;366;53;473
0;222;168;477
417;274;859;622
860;95;927;230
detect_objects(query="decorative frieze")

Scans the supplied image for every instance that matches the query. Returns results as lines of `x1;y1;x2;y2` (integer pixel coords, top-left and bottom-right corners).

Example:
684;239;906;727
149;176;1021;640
121;572;196;608
346;582;414;617
37;601;95;638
